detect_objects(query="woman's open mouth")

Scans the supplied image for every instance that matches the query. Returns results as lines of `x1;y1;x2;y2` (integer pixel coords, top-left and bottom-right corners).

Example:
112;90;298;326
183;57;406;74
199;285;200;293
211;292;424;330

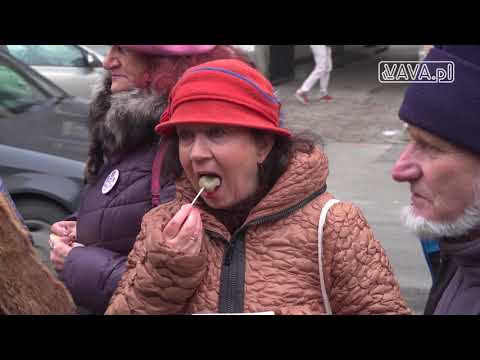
197;172;222;195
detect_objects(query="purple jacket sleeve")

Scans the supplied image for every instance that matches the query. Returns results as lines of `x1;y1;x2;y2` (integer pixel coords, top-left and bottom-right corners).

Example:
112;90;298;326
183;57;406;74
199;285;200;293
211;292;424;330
65;212;78;221
60;246;127;314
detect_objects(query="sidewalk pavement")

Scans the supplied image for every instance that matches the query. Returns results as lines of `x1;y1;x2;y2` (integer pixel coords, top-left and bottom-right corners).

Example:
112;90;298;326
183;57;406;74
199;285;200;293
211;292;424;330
325;141;431;314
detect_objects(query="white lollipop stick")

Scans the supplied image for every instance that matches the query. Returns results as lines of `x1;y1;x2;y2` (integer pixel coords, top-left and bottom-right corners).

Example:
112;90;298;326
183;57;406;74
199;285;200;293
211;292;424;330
191;187;205;206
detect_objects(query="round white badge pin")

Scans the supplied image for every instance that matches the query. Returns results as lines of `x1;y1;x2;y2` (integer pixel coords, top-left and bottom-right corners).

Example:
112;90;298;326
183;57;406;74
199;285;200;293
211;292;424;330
102;169;120;195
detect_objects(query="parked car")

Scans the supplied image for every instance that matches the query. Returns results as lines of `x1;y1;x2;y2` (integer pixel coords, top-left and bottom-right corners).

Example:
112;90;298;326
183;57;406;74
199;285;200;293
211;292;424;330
0;49;90;266
0;50;90;162
83;45;111;57
2;45;106;99
0;144;85;269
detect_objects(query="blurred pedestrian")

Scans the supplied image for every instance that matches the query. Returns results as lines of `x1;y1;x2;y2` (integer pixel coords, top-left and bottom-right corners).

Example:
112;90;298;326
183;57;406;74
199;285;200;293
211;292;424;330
295;45;333;105
48;45;251;314
392;45;480;314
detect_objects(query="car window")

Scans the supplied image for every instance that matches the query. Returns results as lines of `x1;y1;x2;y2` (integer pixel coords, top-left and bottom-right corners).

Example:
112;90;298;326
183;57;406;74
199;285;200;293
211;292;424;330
83;45;111;57
7;45;87;67
0;62;48;114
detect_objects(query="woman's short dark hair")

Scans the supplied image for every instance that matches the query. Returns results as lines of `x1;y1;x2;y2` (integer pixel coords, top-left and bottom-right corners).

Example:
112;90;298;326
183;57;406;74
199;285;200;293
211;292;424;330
161;129;322;192
254;130;321;191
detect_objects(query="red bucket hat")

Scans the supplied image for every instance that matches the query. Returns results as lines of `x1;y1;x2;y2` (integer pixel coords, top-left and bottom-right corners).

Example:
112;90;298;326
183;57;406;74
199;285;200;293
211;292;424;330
155;59;291;137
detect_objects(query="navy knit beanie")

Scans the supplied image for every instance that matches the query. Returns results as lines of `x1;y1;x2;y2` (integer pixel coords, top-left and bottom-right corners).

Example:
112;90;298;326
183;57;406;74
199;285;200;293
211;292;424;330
399;45;480;155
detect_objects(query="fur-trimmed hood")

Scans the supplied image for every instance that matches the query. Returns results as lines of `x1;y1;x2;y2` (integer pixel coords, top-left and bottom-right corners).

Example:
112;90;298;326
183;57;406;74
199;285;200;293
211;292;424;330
86;72;167;182
90;72;166;156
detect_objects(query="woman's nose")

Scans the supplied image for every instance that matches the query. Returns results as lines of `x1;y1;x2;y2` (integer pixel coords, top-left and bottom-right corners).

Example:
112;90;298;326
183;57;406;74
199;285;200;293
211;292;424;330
103;49;119;70
190;137;212;162
391;144;422;182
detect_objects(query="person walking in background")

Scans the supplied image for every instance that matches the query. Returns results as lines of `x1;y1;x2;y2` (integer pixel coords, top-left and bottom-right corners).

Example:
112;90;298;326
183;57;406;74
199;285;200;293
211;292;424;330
295;45;333;105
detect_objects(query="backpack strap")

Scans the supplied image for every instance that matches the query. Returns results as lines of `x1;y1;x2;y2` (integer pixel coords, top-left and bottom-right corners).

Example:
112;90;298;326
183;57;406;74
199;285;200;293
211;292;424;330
151;139;170;208
317;198;340;315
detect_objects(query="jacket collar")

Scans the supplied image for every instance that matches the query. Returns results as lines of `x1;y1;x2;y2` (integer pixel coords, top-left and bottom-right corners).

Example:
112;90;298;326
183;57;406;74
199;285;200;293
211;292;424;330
175;147;329;240
440;237;480;267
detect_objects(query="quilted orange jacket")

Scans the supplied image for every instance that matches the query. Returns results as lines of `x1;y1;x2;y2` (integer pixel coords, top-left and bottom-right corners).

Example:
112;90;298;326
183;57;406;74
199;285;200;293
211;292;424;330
106;147;411;315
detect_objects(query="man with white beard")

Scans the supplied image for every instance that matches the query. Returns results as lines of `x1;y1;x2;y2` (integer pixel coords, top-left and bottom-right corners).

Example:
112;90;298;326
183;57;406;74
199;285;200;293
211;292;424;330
392;45;480;315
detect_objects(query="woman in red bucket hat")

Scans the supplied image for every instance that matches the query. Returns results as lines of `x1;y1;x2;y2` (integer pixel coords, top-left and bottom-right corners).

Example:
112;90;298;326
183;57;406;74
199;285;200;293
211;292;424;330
48;45;251;314
107;59;410;315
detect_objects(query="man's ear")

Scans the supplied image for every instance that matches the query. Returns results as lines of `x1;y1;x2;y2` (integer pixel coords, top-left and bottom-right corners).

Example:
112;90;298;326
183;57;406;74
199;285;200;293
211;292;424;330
256;134;275;164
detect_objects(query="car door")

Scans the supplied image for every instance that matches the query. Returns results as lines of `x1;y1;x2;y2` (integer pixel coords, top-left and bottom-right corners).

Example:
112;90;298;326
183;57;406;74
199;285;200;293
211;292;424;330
0;56;89;161
6;45;104;99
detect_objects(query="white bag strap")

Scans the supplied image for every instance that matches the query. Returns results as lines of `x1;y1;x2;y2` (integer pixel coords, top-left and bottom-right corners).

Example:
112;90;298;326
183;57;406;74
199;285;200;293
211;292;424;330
317;198;340;315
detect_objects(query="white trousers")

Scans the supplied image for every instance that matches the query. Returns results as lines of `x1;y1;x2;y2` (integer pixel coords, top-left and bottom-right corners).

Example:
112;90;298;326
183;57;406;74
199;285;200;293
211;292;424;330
299;45;332;96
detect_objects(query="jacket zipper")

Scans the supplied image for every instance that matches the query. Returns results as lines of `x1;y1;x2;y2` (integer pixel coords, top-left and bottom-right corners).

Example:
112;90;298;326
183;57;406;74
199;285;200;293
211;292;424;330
217;185;327;313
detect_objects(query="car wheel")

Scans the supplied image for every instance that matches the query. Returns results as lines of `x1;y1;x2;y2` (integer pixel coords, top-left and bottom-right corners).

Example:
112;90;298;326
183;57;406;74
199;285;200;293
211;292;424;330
15;198;70;272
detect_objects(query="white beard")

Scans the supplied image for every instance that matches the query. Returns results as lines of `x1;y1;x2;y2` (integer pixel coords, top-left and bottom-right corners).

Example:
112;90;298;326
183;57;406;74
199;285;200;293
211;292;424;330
401;202;480;239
